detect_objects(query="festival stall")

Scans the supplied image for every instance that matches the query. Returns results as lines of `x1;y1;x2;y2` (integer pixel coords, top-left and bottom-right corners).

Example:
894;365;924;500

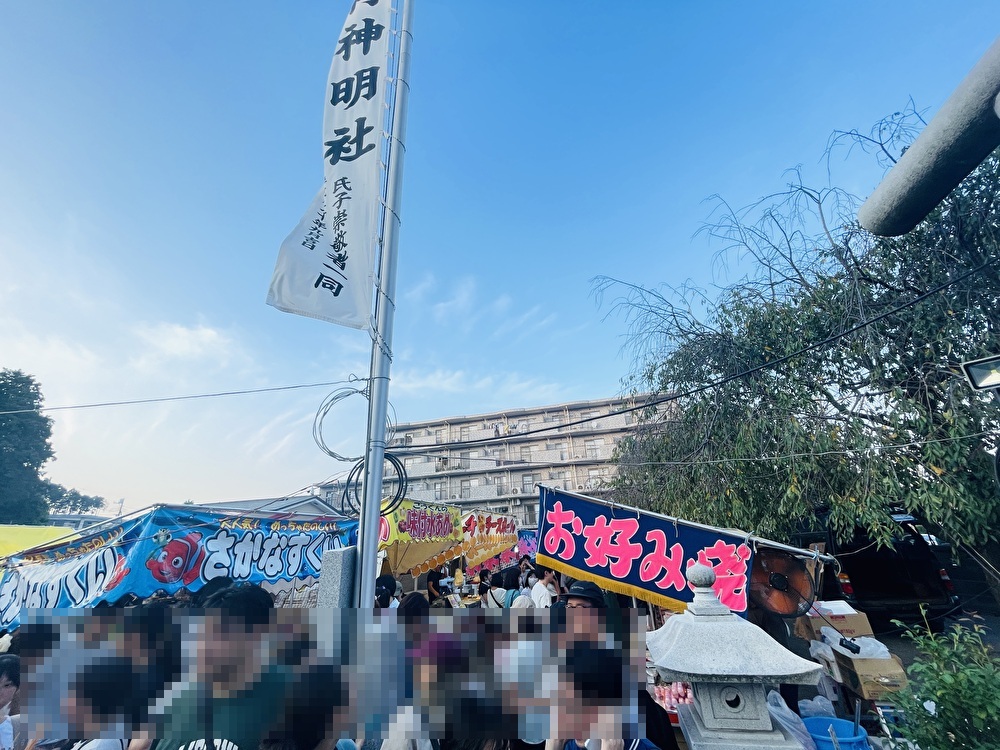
536;485;846;729
536;485;757;614
439;510;518;579
379;499;463;576
466;527;536;580
0;504;358;630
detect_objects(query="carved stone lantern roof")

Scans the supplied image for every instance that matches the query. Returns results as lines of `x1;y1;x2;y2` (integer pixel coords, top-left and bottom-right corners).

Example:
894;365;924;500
647;564;821;686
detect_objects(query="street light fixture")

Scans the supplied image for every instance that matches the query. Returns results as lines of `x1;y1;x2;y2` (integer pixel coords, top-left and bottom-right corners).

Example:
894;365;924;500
961;354;1000;391
959;354;1000;493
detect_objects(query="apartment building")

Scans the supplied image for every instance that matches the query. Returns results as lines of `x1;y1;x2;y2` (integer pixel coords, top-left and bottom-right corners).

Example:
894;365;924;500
321;396;643;528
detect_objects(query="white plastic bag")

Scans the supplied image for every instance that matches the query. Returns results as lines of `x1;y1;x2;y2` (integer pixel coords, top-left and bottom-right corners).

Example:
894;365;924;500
853;636;891;659
824;627;891;660
798;695;837;718
767;690;817;750
819;625;842;645
809;639;835;663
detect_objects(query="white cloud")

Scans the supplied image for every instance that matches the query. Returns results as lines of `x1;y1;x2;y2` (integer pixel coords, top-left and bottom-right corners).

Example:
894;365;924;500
389;366;567;409
432;277;477;324
392;367;471;394
491;305;558;342
403;272;436;303
492;294;512;313
129;322;241;372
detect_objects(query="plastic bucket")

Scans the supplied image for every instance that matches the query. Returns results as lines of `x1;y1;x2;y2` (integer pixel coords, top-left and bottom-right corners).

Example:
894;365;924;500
802;717;870;750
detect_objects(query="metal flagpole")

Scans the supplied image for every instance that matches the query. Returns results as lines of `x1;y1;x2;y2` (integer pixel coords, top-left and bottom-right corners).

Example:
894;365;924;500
354;0;413;608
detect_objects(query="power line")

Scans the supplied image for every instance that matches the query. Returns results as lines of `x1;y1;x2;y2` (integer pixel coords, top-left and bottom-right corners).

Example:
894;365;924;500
396;261;992;453
615;429;994;468
0;263;987;435
0;379;358;416
381;429;993;476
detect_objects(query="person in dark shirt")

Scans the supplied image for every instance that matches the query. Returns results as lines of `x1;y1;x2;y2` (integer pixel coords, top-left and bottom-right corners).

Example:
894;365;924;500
155;584;289;750
426;567;444;604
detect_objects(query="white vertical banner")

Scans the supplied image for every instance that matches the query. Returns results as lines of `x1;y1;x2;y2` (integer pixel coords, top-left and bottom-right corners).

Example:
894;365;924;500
267;0;394;330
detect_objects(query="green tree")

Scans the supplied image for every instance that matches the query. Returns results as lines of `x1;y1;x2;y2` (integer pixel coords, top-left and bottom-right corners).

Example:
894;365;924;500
0;369;107;523
0;369;55;524
601;114;1000;590
42;481;105;516
890;616;1000;749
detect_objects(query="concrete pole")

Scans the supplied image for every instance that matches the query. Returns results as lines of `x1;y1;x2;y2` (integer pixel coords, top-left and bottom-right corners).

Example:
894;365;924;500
859;36;1000;237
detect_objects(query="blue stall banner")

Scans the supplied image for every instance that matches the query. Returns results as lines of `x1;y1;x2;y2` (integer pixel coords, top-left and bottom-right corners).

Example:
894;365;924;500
0;506;358;629
535;487;753;613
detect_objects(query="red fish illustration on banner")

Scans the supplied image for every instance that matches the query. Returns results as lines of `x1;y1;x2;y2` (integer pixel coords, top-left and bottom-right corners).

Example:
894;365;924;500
104;554;131;591
146;530;206;585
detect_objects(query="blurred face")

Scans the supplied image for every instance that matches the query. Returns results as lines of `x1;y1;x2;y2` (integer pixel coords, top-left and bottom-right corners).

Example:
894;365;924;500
0;676;16;709
197;614;263;687
79;615;116;647
555;679;619;740
566;605;602;642
62;691;103;737
413;658;440;715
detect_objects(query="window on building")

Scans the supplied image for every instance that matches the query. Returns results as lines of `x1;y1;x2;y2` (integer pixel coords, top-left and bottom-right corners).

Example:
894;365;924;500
522;473;538;493
460;426;471;441
434;482;444;501
547;440;568;459
404;457;416;469
549;470;567;480
435;429;445;444
460;450;471;469
525;504;537;526
460;479;472;499
584;438;602;459
520;445;534;462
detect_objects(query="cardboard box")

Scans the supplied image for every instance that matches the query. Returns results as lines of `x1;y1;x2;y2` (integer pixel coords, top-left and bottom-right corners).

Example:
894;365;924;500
795;600;874;641
833;651;908;700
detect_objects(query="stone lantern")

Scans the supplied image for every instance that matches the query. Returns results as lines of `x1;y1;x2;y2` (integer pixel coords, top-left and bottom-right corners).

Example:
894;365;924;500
647;564;821;749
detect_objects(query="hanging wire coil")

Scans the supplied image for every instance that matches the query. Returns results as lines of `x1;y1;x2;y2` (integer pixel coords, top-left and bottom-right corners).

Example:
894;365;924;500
313;382;406;518
338;453;407;518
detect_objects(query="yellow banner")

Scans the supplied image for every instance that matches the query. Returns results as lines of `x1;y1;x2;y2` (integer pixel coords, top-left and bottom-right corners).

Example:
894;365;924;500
378;501;463;576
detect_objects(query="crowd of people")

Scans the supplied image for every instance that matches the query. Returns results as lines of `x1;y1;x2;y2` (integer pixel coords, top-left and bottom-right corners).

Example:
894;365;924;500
0;561;681;750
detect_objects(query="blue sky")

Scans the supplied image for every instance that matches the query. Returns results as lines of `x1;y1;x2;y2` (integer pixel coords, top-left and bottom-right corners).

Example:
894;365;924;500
1;2;998;511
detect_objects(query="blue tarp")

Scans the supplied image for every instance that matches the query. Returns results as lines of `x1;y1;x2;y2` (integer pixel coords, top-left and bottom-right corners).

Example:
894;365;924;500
0;505;358;629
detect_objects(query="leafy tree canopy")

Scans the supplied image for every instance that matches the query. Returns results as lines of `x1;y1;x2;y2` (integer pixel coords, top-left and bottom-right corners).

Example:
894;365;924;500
0;369;106;524
602;111;1000;558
